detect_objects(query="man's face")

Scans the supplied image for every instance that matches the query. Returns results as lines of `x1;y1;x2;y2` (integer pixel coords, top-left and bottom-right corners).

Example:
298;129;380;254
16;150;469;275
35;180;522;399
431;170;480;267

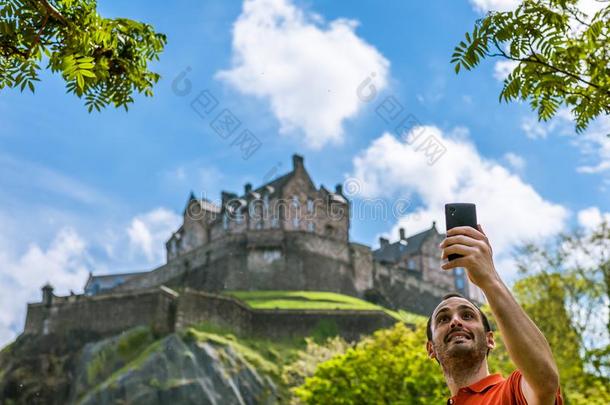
426;297;494;366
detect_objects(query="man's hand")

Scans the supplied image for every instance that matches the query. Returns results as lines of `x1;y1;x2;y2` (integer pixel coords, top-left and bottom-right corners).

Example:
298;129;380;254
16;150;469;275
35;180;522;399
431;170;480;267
439;224;500;289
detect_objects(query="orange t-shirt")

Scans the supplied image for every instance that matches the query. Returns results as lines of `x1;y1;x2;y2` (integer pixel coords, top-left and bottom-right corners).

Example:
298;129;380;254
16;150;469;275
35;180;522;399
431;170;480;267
446;370;563;405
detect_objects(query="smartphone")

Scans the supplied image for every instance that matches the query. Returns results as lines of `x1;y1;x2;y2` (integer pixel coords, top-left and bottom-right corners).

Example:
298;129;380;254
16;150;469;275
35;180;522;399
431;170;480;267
444;203;477;261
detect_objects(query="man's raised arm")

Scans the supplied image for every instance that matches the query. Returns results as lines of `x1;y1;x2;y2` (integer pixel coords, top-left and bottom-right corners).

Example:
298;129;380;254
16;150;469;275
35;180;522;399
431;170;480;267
440;225;560;405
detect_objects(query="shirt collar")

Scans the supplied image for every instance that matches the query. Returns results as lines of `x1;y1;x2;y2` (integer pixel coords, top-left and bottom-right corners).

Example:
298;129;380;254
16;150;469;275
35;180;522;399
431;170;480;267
465;373;505;393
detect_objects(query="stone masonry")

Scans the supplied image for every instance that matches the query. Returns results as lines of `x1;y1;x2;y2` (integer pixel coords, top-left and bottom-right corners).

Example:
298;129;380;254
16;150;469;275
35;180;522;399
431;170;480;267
23;153;484;341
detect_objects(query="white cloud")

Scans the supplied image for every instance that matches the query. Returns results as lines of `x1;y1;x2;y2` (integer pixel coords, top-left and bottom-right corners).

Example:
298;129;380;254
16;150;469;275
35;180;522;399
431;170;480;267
577;206;610;230
127;208;182;263
471;0;607;15
520;107;574;140
503;152;526;171
0;206;182;348
217;0;390;149
523;109;610;177
0;227;91;347
573;115;610;174
493;60;519;81
469;0;521;13
521;116;550;140
577;0;608;19
350;126;569;280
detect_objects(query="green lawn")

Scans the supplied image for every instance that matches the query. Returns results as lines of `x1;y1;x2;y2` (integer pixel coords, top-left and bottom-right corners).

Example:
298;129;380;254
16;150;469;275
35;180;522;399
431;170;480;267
225;290;382;310
222;290;427;324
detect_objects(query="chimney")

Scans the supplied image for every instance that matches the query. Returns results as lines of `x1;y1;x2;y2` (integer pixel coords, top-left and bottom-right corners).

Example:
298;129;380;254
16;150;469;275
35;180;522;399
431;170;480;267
292;154;304;171
335;183;343;195
42;283;54;307
399;227;406;241
221;191;237;207
244;183;252;195
379;237;389;248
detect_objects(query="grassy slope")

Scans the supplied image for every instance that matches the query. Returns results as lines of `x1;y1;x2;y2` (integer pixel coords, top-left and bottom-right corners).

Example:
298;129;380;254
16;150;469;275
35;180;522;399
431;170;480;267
223;290;427;324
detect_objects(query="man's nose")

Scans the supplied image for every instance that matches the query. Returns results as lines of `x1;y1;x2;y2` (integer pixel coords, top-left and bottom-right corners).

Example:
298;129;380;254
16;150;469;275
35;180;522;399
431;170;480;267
449;315;462;328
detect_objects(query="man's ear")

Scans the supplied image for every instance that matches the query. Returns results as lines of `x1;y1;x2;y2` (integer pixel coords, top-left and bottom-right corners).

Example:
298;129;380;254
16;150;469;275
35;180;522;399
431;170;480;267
426;341;436;360
486;331;495;351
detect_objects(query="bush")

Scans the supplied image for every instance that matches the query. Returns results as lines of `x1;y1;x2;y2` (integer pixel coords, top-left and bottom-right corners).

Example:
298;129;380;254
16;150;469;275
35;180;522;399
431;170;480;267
294;322;448;404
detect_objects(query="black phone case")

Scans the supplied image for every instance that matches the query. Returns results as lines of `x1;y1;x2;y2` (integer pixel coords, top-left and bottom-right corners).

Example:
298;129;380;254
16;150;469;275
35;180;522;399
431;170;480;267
445;203;477;261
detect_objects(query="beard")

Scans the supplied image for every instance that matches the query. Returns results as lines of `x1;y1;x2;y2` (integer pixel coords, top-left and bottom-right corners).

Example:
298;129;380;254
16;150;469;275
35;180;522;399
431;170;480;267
434;330;488;373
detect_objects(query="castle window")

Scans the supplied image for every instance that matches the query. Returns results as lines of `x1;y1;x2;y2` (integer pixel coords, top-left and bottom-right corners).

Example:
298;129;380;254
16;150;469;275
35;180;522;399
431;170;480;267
407;259;416;270
292;196;300;228
325;224;334;236
271;217;279;228
263;249;282;263
249;200;263;229
454;267;466;292
307;222;315;232
307;198;314;213
235;206;244;224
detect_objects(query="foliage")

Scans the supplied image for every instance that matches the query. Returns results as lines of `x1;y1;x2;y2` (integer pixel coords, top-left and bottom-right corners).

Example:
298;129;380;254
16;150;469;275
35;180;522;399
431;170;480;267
183;327;281;377
294;322;449;404
452;0;610;133
184;321;306;379
511;220;610;403
0;0;166;111
282;336;353;404
84;326;154;390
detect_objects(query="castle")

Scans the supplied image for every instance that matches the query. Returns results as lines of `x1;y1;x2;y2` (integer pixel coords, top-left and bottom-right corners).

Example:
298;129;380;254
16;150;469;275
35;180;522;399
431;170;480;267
23;154;484;340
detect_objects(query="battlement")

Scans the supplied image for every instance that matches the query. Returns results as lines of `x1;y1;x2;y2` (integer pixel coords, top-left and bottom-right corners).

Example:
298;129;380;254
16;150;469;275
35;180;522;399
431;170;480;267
23;286;395;342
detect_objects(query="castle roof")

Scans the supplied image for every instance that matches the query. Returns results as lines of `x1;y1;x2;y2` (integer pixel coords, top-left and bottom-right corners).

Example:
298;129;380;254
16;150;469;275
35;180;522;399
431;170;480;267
84;271;146;295
180;155;345;221
225;154;343;206
183;192;221;215
373;223;443;264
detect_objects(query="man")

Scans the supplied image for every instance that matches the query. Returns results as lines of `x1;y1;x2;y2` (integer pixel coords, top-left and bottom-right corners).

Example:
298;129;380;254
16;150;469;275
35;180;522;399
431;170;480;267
428;224;563;405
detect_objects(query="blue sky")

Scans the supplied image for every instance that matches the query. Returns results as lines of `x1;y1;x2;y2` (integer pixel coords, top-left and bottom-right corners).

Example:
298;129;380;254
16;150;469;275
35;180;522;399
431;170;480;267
1;0;609;346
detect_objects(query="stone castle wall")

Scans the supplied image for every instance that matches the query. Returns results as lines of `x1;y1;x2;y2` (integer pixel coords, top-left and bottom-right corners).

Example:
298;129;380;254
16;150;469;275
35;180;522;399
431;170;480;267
114;229;367;297
105;228;457;317
24;287;178;336
23;287;397;342
373;262;449;315
175;289;252;334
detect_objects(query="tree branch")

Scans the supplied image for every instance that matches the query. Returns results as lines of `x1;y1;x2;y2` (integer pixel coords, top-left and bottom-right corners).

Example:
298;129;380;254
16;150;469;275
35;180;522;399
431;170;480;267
38;0;67;25
565;5;591;28
0;42;28;58
490;36;610;96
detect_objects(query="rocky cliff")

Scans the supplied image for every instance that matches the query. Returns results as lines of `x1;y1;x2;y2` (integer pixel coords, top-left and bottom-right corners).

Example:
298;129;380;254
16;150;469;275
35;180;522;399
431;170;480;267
0;326;281;404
